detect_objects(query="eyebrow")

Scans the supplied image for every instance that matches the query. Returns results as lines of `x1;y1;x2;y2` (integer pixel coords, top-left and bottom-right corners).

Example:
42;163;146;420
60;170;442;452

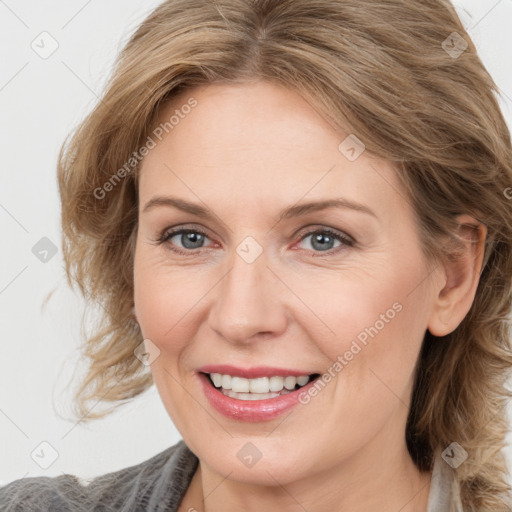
142;196;377;222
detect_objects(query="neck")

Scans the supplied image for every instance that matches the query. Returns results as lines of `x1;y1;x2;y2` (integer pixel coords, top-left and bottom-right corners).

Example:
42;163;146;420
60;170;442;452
182;437;432;512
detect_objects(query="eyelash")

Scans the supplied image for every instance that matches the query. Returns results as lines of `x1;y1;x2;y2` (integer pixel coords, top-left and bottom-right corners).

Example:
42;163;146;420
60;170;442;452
155;224;355;257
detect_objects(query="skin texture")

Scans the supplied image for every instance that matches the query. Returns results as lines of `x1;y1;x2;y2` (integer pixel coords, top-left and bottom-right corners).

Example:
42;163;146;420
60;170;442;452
133;81;486;512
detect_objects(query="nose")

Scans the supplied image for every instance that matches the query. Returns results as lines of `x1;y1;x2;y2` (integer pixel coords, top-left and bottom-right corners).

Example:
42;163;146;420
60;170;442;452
207;244;288;345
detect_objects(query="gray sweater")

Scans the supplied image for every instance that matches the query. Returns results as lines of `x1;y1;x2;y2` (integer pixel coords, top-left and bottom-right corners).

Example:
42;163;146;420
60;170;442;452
0;440;462;511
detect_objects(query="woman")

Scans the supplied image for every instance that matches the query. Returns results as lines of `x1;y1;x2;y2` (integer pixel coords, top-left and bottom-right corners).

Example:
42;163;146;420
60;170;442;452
2;0;511;510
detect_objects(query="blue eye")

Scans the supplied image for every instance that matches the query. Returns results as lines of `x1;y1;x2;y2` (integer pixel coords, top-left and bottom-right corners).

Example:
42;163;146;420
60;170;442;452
159;228;212;251
298;229;353;254
157;225;354;256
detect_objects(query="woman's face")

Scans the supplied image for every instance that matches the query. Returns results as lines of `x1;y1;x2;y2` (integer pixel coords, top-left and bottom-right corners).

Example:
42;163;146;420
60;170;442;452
134;81;440;485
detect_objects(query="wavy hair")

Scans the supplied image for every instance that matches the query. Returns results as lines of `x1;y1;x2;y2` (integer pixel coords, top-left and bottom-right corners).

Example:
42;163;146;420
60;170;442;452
58;0;512;509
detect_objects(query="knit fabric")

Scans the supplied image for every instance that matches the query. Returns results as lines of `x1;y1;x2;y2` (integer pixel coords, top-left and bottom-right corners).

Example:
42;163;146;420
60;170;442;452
0;440;461;511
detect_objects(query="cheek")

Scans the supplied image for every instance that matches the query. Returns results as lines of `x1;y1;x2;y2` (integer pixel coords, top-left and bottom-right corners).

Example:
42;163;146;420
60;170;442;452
133;249;201;423
133;246;213;355
301;247;431;407
295;252;429;357
134;245;179;341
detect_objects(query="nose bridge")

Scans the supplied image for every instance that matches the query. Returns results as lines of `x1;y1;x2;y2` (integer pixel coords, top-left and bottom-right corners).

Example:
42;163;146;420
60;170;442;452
208;238;286;344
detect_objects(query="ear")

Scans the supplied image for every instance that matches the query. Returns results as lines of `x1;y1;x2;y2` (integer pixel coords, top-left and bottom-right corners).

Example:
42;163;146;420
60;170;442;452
131;305;138;323
427;215;487;337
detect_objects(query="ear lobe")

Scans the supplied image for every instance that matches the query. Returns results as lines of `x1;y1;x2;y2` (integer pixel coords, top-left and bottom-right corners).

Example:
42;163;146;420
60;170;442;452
427;215;487;337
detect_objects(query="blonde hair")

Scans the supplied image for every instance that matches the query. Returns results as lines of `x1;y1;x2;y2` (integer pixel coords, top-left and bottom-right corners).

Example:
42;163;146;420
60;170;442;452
58;0;512;509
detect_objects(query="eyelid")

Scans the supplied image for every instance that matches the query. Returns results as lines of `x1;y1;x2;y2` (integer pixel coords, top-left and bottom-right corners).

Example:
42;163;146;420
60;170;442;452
156;223;355;255
158;224;215;247
295;224;355;244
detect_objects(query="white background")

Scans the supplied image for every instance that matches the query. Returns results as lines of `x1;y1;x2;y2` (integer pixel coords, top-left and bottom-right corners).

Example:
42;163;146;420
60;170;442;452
1;0;511;485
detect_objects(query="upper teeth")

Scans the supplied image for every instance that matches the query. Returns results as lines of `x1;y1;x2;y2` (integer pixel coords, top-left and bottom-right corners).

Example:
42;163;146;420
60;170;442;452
209;373;311;393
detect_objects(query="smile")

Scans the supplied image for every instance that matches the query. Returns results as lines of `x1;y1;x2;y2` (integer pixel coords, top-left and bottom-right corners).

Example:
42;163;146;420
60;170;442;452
207;372;316;400
196;365;322;421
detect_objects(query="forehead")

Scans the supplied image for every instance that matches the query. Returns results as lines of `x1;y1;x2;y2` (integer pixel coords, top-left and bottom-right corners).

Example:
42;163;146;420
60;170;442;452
138;81;409;224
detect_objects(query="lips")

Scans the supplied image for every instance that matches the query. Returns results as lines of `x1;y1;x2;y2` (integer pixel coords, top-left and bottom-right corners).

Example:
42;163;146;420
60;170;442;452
196;365;321;422
197;364;318;379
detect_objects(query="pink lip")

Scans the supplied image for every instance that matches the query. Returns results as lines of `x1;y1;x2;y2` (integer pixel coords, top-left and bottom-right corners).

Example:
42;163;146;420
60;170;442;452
197;364;314;379
196;369;319;422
